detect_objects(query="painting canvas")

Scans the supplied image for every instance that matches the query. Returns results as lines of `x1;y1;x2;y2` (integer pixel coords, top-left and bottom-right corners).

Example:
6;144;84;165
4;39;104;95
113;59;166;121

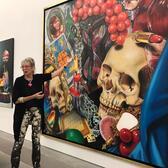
43;0;168;167
0;38;14;108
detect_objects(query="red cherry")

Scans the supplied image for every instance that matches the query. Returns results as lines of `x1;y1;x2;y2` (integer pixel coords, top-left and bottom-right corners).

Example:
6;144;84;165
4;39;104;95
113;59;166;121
117;22;126;32
119;142;136;156
108;23;117;33
132;129;140;144
118;12;128;21
119;128;132;143
113;3;122;14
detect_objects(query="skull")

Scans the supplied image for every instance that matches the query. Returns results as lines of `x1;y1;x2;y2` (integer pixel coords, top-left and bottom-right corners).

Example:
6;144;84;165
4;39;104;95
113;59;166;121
97;34;149;118
49;75;72;114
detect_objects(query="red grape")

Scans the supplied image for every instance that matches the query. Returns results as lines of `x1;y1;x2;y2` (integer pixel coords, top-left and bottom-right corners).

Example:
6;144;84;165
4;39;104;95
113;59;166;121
118;12;128;21
83;0;90;5
125;19;131;28
84;0;89;5
83;5;89;13
110;33;118;41
110;15;117;24
116;35;125;45
72;7;78;16
106;8;113;17
73;16;78;23
93;5;100;15
101;3;107;14
117;22;126;31
97;0;105;7
82;13;88;20
78;8;84;17
114;3;122;14
88;8;93;16
75;0;83;9
108;23;117;33
90;0;97;7
106;0;114;8
105;15;110;24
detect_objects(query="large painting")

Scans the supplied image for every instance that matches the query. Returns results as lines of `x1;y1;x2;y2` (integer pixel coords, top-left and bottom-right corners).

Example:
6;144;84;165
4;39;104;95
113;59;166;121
43;0;168;167
0;38;14;108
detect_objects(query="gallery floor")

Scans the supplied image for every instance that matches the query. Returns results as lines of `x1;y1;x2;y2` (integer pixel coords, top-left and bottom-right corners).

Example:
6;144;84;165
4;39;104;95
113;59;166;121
0;130;102;168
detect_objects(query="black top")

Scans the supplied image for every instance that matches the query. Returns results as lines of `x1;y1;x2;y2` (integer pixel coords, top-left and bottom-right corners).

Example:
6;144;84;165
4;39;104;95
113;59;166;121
12;73;51;141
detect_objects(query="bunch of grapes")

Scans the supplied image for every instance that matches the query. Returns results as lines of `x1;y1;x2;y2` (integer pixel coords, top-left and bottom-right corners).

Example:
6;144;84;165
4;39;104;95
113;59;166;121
72;0;131;45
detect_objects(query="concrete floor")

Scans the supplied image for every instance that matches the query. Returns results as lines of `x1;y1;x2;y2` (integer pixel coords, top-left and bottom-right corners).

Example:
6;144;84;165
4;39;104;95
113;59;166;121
0;131;102;168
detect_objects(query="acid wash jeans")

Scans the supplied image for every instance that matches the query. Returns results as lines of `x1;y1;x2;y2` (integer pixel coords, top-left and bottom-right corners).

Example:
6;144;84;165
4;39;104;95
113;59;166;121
11;107;41;168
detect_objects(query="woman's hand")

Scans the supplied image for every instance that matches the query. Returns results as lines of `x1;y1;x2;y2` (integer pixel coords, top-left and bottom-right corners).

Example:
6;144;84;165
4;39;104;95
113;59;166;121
51;66;64;78
33;91;44;99
51;57;72;78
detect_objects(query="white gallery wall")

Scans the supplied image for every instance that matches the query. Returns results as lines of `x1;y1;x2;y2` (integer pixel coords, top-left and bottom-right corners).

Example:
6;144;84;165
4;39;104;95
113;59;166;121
0;1;150;167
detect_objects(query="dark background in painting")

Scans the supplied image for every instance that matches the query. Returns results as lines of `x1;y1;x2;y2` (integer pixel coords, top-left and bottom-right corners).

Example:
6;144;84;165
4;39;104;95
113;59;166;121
0;38;14;93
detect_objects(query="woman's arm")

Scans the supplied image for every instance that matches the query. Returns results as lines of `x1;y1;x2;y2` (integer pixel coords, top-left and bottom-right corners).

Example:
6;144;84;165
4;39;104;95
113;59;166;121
15;91;44;104
51;66;64;79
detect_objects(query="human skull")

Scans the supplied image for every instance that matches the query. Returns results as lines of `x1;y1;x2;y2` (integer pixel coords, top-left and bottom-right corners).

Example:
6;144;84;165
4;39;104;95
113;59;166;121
97;34;148;118
49;75;72;114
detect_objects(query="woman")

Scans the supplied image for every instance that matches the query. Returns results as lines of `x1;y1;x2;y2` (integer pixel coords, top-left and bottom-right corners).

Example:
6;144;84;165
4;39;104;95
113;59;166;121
11;57;65;168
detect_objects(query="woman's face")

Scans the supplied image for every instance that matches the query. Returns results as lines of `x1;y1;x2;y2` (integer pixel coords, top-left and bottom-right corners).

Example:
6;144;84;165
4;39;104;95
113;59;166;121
21;63;34;76
52;18;60;31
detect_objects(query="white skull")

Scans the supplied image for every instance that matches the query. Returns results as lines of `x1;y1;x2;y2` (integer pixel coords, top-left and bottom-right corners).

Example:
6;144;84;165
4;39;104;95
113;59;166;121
49;75;72;114
97;34;148;118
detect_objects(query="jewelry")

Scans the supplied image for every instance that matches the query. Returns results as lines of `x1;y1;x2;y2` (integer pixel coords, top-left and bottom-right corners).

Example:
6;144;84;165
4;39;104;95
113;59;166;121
18;97;24;103
28;80;32;87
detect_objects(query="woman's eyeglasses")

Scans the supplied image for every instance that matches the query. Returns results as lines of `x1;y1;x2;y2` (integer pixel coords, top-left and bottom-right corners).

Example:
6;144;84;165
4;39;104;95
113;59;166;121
21;65;32;69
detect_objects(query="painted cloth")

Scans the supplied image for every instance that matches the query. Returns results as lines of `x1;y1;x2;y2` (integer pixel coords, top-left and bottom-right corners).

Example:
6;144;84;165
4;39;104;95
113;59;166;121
130;41;168;168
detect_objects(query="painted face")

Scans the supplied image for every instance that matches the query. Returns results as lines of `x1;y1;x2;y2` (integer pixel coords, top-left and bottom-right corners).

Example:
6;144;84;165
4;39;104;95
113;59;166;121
2;50;10;62
53;19;60;31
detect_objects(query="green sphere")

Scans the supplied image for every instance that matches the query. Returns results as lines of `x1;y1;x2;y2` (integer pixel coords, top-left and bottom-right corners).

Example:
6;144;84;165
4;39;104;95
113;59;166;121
65;129;85;144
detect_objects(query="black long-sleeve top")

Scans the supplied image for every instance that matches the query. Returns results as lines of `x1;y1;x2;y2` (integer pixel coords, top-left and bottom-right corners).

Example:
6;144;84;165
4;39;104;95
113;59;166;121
12;73;51;141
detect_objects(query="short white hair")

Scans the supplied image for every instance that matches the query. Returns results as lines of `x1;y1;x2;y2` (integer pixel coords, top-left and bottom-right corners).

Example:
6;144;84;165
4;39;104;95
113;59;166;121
21;57;35;68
